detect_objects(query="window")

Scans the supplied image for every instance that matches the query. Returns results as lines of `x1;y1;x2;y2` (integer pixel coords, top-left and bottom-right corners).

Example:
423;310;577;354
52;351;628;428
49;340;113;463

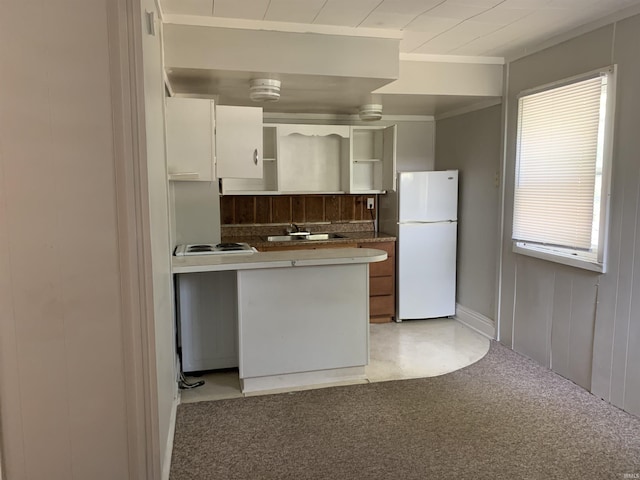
512;67;616;273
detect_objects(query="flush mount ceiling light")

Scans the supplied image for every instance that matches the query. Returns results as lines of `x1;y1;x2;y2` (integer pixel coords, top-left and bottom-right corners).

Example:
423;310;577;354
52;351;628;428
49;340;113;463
249;78;281;102
359;104;383;121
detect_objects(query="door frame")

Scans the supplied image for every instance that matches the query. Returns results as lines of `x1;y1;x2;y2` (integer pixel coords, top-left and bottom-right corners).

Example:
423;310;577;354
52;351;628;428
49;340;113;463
107;0;161;478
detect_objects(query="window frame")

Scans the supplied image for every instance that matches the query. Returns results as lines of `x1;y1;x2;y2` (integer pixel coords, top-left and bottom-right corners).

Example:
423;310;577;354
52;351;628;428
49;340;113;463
512;66;616;274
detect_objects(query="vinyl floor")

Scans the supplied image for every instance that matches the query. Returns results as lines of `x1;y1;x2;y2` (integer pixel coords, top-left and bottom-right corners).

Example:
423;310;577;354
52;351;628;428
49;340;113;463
180;317;490;403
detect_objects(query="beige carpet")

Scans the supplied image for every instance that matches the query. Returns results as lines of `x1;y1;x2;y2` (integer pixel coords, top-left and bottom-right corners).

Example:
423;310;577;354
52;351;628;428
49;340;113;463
170;342;640;479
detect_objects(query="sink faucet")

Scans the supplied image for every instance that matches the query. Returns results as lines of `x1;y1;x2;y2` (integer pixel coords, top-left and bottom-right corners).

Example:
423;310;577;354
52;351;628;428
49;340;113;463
286;223;308;234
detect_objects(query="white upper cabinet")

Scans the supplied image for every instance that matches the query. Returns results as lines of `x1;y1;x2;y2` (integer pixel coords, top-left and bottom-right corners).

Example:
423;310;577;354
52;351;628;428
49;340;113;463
165;97;215;181
277;124;350;138
345;125;397;193
165;102;397;193
215;105;263;179
277;124;350;193
221;126;279;194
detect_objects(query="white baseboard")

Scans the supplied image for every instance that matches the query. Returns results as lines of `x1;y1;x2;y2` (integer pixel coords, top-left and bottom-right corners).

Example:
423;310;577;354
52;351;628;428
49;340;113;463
240;366;366;395
455;304;496;339
161;396;179;480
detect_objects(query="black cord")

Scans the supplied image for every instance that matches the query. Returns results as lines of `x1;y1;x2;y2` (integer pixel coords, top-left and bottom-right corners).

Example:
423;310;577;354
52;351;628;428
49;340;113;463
179;372;205;390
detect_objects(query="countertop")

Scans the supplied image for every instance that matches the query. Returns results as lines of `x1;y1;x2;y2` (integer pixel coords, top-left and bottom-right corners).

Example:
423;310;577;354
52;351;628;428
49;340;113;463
172;247;387;274
221;231;396;250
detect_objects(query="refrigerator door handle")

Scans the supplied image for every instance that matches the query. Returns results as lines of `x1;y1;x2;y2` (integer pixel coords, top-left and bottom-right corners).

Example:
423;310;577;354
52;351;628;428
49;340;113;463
397;220;457;225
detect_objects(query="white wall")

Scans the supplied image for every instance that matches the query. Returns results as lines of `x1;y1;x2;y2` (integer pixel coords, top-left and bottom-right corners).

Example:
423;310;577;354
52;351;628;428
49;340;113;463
376;60;503;97
500;14;640;413
395;121;435;171
163;24;399;80
171;181;221;245
435;105;502;321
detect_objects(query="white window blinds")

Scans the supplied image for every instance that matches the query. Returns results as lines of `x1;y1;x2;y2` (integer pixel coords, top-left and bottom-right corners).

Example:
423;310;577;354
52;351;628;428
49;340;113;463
513;73;607;255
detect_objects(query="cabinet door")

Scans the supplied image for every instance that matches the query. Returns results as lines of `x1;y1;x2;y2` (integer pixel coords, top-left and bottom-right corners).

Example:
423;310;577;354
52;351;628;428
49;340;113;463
221;125;279;194
216;105;263;179
165;97;214;181
382;125;397;192
348;125;396;193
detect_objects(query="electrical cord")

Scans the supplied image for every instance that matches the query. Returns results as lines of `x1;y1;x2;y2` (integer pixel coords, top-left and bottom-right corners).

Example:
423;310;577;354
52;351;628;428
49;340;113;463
179;371;205;390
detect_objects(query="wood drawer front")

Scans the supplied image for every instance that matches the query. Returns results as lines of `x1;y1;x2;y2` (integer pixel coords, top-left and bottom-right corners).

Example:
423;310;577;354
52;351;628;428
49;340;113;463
370;295;395;316
369;258;394;277
359;241;395;257
370;276;394;296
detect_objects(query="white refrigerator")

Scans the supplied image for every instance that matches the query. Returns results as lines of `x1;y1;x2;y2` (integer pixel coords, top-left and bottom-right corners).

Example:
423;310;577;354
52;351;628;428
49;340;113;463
379;170;458;321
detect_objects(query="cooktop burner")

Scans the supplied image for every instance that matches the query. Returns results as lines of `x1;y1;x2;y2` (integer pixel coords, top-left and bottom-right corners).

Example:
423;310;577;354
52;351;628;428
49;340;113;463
174;243;255;256
216;242;246;251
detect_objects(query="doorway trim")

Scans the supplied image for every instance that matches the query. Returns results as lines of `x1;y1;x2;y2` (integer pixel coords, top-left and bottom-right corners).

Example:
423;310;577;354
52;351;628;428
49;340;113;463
107;0;161;478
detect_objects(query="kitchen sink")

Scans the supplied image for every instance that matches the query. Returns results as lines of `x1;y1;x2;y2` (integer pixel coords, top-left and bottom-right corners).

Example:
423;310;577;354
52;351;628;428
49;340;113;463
264;233;346;242
265;235;299;242
307;233;346;240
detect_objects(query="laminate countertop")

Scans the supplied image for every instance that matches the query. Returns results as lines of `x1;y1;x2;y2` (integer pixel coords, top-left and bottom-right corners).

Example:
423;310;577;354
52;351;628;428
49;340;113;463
221;231;396;250
171;247;387;274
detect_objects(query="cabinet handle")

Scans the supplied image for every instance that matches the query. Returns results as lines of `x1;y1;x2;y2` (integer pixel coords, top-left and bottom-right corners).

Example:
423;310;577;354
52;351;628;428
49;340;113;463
253;148;259;165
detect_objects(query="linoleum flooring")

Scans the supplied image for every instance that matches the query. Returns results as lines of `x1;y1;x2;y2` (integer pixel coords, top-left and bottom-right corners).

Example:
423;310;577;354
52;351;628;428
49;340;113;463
180;317;490;403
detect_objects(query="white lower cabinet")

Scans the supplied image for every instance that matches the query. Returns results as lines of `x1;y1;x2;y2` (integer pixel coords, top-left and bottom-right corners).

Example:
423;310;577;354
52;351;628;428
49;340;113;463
176;271;238;372
237;264;369;381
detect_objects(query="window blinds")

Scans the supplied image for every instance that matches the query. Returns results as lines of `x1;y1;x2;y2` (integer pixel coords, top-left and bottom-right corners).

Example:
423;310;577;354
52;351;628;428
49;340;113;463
513;75;605;252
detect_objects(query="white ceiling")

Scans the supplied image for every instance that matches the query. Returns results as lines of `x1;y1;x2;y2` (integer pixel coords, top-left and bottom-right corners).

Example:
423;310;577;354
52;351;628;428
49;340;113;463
160;0;640;58
159;0;640;116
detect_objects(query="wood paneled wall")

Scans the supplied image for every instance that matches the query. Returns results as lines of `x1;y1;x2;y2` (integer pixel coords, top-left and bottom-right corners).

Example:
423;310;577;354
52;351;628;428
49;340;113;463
221;195;376;225
500;14;640;416
500;26;614;390
0;1;151;478
591;13;640;415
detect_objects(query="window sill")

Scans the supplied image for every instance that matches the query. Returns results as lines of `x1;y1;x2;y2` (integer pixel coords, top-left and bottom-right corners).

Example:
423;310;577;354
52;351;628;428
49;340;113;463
512;242;605;273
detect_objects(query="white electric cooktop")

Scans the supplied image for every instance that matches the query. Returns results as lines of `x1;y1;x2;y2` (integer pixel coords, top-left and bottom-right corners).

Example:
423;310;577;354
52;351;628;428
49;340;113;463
174;243;255;256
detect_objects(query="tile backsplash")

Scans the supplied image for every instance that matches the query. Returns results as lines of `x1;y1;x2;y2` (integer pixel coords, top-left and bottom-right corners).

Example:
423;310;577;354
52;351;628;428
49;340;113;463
220;194;376;225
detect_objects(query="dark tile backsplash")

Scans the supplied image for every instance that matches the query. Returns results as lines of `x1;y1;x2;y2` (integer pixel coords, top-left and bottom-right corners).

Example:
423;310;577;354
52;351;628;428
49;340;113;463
221;194;377;225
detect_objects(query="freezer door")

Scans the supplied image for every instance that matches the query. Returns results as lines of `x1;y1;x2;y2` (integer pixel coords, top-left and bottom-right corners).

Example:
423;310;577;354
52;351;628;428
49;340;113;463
398;222;457;320
398;171;458;222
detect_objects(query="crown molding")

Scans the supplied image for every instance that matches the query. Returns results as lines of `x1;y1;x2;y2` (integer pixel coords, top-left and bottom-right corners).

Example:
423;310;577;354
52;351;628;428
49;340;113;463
400;53;504;65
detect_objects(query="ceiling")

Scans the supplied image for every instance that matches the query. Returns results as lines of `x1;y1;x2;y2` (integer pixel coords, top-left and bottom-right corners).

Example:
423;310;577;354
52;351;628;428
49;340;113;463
160;0;640;57
159;0;640;117
165;67;494;116
166;68;392;115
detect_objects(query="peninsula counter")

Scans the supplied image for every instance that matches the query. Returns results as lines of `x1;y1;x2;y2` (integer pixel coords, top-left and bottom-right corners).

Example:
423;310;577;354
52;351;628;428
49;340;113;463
172;248;387;394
